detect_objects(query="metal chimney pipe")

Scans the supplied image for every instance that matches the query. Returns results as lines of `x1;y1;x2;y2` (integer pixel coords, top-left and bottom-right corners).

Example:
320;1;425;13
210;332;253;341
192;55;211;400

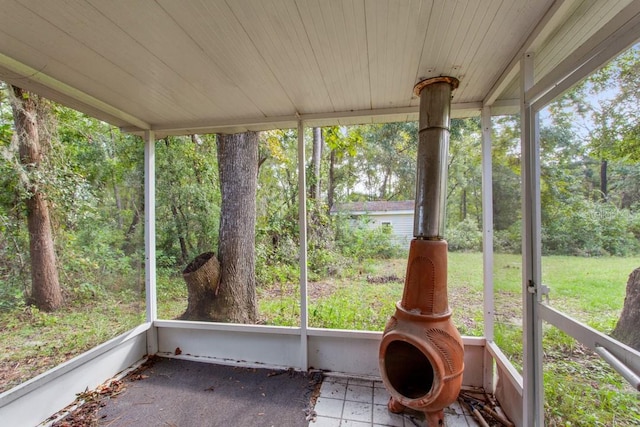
413;77;459;239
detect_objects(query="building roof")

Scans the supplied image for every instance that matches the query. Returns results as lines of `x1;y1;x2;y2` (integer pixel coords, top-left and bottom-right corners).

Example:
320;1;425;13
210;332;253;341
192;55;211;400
1;1;638;137
331;200;415;214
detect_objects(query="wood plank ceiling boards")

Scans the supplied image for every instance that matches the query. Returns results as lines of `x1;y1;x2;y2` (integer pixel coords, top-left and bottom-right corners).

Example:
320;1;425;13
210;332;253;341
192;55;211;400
0;0;637;137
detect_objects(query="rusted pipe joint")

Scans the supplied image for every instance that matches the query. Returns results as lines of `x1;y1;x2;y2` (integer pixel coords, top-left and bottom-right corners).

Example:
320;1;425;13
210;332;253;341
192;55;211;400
413;76;459;97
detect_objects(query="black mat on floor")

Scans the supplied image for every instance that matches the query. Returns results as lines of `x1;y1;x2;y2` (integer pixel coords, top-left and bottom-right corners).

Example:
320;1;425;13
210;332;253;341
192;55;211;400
95;357;320;427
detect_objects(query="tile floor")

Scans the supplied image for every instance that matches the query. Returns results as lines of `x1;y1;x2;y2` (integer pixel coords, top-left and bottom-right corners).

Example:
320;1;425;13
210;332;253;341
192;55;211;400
309;376;479;427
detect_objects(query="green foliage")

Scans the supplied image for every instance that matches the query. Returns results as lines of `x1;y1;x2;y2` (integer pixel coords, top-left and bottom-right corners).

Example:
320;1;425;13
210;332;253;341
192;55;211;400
494;221;522;254
259;295;300;326
324;126;364;158
544;351;640;426
155;135;220;265
355;122;418;200
0;298;144;393
309;281;400;330
334;215;399;260
446;217;482;252
447;118;483;225
543;199;639;256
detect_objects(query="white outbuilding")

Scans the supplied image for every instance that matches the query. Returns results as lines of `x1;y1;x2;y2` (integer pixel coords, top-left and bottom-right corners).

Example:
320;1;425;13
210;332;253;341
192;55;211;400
331;200;415;247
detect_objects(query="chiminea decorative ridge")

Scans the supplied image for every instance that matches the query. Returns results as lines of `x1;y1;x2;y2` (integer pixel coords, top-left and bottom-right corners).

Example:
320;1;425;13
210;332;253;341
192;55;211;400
379;77;464;427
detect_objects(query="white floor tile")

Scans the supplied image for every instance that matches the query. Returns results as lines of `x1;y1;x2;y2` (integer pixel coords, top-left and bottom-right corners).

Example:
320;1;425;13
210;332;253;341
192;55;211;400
348;378;375;387
341;420;372;427
346;384;373;403
315;397;345;419
372;404;405;427
373;386;390;405
310;416;343;427
343;400;373;423
314;378;482;427
326;376;349;384
321;380;348;400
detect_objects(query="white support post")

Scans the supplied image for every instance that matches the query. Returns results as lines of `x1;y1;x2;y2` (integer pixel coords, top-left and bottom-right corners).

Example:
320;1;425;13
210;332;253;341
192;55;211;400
144;130;158;355
521;52;544;426
481;105;496;393
297;120;309;371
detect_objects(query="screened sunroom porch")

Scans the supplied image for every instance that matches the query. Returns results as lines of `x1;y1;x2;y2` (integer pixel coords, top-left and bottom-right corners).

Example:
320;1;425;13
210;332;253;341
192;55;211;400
1;1;640;426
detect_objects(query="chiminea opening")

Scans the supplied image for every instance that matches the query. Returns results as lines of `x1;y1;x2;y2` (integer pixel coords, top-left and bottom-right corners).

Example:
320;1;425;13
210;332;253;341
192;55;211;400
383;341;434;399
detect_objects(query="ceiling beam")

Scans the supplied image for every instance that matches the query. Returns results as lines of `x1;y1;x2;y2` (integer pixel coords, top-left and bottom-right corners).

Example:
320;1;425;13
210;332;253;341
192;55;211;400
529;0;640;111
122;102;484;136
484;0;574;106
0;52;150;131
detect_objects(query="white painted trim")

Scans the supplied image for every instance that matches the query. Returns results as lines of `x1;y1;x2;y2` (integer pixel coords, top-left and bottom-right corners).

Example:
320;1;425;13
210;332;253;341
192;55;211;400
520;51;544;427
0;324;149;427
481;105;496;393
528;1;640;111
153;321;486;377
154;319;301;335
486;341;523;395
144;130;158;354
0;52;150;130
487;341;524;427
538;304;640;377
120;102;483;137
144;130;157;324
307;327;381;340
155;324;302;369
297;120;309;371
481;106;495;343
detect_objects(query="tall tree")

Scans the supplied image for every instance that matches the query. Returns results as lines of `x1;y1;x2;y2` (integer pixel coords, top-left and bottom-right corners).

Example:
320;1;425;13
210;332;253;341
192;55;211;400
324;126;363;209
9;86;62;311
210;132;258;323
357;122;417;201
156;135;220;263
309;127;323;200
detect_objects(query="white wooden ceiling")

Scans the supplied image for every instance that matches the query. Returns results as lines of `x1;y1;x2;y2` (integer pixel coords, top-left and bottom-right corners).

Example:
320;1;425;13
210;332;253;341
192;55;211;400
0;0;638;136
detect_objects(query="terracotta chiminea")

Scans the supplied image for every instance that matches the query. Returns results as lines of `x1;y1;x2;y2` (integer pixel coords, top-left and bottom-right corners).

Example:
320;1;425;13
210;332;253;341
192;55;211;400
379;77;464;427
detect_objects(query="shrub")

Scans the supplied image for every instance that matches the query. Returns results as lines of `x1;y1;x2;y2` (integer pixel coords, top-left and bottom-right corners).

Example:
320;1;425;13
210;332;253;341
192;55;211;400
543;200;639;256
447;217;482;252
494;221;522;254
335;216;398;260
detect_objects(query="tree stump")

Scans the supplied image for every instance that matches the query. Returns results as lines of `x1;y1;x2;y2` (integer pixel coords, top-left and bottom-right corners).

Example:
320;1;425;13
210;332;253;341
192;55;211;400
180;252;220;321
612;267;640;351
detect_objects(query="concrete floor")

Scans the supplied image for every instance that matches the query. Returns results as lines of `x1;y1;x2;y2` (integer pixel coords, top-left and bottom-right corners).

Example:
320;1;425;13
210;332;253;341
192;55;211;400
52;357;483;427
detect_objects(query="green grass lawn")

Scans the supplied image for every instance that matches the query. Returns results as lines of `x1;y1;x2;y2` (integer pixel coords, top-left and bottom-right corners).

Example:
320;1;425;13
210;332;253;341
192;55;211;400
253;252;640;426
1;253;638;425
0;295;144;394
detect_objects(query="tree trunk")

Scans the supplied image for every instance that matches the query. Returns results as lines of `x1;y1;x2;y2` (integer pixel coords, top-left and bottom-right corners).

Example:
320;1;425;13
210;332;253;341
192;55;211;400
10;86;63;311
612;267;640;351
210;132;258;323
310;127;323;200
328;149;336;210
171;204;189;264
461;189;467;220
600;159;608;201
180;252;220;320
